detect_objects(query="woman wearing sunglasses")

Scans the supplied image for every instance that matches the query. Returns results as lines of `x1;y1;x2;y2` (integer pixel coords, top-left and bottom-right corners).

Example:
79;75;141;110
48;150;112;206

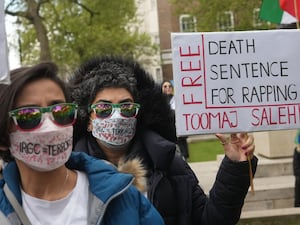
69;55;258;225
0;62;164;225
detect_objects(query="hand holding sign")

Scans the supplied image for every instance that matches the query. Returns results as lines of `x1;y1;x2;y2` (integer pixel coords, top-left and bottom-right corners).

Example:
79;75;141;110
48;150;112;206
216;132;255;194
216;133;255;162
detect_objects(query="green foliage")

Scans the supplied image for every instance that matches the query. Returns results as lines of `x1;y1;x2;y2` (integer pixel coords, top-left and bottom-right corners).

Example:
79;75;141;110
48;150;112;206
171;0;277;32
8;0;157;74
238;216;300;225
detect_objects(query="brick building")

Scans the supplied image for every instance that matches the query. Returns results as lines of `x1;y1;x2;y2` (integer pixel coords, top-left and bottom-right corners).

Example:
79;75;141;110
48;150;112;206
137;0;184;83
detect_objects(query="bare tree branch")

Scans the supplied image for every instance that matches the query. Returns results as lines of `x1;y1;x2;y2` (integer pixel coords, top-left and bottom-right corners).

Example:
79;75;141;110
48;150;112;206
72;0;98;17
37;0;50;13
6;0;52;61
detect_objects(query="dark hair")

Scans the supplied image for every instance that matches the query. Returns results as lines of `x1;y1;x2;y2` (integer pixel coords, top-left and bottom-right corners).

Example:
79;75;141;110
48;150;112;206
69;55;177;144
0;62;68;162
68;56;138;141
161;80;173;88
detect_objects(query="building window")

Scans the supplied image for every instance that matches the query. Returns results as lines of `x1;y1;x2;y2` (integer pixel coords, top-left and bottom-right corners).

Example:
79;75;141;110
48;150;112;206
253;8;262;27
179;14;197;32
155;67;162;82
217;11;234;31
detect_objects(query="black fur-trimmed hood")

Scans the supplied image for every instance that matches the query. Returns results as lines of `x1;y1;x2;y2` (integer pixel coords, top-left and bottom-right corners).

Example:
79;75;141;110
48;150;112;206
68;55;176;144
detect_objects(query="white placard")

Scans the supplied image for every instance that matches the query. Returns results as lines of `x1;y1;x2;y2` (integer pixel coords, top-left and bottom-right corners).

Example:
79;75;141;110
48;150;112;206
171;29;300;136
0;0;10;84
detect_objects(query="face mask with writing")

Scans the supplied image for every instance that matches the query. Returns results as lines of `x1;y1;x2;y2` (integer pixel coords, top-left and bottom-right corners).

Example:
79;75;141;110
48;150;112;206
91;111;136;150
9;117;73;172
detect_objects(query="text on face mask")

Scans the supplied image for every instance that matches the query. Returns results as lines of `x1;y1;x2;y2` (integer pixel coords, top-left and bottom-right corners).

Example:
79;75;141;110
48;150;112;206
19;138;73;156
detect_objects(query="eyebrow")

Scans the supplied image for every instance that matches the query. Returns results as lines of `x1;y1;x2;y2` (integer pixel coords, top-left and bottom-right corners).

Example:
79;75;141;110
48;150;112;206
15;100;66;109
95;98;134;104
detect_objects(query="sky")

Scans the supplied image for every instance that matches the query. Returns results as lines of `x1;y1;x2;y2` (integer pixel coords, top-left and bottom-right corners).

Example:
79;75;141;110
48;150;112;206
5;14;20;70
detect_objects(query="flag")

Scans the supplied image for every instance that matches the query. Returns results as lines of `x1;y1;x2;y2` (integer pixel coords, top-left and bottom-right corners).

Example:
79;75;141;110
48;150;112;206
259;0;298;24
280;0;300;19
0;0;10;84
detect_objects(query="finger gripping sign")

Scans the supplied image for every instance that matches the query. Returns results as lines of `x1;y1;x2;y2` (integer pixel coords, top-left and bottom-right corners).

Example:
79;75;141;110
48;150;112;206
171;29;300;136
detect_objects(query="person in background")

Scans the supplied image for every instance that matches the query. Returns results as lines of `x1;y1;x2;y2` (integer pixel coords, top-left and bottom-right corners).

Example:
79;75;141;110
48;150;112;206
293;129;300;207
69;55;258;225
0;62;164;225
161;80;175;110
161;80;189;160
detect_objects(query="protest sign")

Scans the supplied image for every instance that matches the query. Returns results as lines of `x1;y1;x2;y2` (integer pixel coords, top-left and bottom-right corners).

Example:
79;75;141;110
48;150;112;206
0;0;10;84
171;29;300;136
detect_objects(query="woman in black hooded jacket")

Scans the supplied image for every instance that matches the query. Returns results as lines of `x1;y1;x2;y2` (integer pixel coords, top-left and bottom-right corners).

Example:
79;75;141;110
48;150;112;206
68;55;258;225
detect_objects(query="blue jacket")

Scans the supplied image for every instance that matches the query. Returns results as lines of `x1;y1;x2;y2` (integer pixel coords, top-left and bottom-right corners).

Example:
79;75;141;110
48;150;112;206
0;152;164;225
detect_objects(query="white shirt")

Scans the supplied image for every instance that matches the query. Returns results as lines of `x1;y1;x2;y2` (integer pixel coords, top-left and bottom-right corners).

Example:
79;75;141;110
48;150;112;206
22;171;89;225
169;96;175;110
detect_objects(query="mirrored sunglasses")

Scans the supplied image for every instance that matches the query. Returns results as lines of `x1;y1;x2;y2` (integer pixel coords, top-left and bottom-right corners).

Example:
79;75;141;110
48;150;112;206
90;102;140;119
9;103;78;131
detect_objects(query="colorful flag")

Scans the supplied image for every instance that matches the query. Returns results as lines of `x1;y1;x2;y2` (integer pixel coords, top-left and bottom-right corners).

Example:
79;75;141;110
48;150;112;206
0;0;10;84
280;0;300;19
259;0;298;24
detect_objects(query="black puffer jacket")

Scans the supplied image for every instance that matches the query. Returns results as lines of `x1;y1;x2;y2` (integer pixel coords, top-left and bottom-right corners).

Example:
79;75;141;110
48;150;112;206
70;56;258;225
74;129;257;225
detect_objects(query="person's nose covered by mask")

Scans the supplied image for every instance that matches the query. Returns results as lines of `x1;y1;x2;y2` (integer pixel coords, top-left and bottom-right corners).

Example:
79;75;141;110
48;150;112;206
91;109;136;150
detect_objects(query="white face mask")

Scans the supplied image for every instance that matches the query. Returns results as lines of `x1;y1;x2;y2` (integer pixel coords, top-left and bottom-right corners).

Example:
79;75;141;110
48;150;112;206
91;110;136;150
9;117;73;172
